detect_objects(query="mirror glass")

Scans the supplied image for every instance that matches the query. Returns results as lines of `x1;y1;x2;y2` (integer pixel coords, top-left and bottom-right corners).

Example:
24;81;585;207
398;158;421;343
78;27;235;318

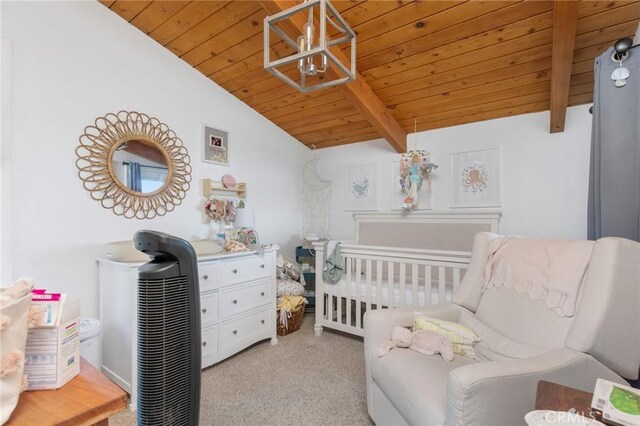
111;140;168;194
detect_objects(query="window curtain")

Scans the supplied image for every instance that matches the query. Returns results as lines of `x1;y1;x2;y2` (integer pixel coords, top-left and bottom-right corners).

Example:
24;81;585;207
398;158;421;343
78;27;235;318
126;161;142;192
588;46;640;242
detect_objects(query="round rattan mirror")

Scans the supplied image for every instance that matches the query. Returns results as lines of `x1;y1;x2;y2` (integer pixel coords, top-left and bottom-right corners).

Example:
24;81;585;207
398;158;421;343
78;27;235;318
76;111;192;219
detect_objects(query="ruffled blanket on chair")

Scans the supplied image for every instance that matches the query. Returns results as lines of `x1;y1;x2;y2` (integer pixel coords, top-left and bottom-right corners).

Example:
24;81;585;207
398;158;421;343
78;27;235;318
481;237;594;317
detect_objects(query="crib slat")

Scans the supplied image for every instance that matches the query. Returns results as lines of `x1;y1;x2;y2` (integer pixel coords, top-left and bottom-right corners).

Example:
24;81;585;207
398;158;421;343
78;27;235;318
356;258;362;329
366;259;372;312
388;262;394;308
342;257;349;325
399;263;406;309
425;265;432;305
376;260;383;309
438;266;446;303
412;264;419;308
453;268;461;295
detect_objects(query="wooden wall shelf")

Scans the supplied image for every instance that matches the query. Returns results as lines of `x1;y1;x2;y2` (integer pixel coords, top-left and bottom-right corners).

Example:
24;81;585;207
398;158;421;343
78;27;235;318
202;178;247;198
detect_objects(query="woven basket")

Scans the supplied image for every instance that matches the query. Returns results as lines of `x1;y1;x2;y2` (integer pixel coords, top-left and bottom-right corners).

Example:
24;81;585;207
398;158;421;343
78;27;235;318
277;303;305;336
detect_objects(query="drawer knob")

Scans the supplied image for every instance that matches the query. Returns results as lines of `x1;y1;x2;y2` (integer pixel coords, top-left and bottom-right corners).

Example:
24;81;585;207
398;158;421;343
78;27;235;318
260;292;265;297
202;341;207;347
260;264;265;268
261;319;265;324
202;274;208;280
232;299;238;304
232;269;238;274
201;308;207;314
233;330;238;335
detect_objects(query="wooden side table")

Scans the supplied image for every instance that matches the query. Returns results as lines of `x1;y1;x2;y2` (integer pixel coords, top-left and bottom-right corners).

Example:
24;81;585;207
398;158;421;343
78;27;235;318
6;359;128;426
535;380;594;418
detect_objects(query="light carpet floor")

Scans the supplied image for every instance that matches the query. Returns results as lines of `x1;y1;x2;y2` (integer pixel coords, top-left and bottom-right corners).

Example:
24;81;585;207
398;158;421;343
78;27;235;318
111;314;373;425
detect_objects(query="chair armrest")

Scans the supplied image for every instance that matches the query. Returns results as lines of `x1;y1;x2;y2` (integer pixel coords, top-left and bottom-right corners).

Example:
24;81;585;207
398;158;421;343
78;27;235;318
446;349;626;426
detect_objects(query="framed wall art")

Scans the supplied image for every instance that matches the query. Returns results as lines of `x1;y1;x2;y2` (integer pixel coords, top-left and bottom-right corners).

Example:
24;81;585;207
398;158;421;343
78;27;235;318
390;161;433;211
345;164;377;211
202;125;229;166
450;148;501;208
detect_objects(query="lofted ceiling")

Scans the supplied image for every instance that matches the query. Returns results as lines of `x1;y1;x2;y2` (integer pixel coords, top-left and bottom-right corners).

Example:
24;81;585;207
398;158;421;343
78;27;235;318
100;0;640;151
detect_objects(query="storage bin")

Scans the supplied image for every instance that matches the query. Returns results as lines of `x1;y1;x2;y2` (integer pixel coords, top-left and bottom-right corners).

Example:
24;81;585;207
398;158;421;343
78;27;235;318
79;318;102;369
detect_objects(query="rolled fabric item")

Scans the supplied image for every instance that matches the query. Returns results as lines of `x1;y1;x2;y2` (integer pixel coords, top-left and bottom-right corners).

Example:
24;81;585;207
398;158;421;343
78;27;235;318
0;278;33;424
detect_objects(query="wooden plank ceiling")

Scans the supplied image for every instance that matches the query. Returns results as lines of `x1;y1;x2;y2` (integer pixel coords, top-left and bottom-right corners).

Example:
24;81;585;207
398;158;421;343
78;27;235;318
101;0;640;150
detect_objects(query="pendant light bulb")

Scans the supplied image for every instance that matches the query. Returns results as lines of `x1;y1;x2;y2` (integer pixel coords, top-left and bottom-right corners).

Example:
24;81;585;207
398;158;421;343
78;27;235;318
303;22;314;50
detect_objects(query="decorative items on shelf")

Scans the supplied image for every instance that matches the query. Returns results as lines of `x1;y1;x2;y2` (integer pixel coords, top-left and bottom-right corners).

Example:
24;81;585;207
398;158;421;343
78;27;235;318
399;150;438;211
204;199;237;222
202;177;247;224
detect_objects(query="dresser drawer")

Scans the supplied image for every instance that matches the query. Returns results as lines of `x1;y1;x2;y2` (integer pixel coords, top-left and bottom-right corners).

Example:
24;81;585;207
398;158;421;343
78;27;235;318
220;307;270;349
198;261;218;291
200;291;218;325
220;256;271;285
201;324;219;358
220;279;270;318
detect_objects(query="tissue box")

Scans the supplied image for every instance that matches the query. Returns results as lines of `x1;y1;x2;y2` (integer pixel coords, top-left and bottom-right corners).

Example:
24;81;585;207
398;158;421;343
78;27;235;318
24;298;81;390
591;378;640;426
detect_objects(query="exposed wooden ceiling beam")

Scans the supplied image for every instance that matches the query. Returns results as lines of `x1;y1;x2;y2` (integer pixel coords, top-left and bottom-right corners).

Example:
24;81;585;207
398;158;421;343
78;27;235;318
259;0;407;152
549;0;578;133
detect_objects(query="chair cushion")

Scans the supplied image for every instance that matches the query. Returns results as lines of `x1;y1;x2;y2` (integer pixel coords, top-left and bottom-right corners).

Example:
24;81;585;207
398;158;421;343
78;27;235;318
371;348;477;425
458;310;549;362
475;287;575;348
414;316;481;345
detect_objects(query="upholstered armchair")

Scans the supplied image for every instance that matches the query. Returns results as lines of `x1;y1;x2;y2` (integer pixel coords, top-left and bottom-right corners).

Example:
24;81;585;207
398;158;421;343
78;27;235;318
364;232;640;426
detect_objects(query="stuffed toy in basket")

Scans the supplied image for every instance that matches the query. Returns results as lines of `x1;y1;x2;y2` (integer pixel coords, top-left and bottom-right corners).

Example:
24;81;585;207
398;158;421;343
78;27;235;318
277;295;307;336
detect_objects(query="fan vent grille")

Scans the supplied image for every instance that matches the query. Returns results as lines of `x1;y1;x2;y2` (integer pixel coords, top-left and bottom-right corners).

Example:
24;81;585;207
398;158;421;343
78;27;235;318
137;275;194;425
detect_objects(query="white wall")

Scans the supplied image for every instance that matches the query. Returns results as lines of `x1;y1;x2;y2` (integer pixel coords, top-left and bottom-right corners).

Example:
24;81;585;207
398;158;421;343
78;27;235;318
1;1;308;317
316;105;592;241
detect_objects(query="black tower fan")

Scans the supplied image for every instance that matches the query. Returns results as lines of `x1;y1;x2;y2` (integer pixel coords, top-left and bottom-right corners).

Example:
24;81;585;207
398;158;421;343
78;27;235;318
133;230;201;425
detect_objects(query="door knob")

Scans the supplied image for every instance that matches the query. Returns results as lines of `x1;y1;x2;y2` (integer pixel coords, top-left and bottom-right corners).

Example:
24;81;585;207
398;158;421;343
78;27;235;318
202;274;208;280
202;308;207;314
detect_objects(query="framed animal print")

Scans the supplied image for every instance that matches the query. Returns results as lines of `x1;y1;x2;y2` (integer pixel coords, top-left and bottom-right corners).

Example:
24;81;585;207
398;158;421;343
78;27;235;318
345;164;377;211
450;148;501;208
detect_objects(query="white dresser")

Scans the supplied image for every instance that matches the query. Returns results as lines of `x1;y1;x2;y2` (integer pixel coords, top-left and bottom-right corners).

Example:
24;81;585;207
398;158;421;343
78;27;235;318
98;248;277;409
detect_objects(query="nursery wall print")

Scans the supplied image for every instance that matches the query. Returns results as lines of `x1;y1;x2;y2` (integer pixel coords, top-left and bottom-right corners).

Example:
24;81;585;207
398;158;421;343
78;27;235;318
345;164;377;211
450;148;501;208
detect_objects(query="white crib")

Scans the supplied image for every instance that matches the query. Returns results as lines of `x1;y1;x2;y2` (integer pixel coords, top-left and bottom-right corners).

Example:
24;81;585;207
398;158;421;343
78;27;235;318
313;211;501;337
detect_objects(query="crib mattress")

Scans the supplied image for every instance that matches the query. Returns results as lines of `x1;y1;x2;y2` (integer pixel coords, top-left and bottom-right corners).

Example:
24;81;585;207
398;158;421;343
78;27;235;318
322;276;453;308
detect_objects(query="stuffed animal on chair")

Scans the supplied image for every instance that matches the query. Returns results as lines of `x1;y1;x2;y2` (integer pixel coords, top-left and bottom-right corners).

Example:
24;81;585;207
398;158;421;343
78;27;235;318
378;326;454;361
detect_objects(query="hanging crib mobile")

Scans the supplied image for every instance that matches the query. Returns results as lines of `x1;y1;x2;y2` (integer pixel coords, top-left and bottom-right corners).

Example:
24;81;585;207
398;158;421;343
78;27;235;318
399;150;438;210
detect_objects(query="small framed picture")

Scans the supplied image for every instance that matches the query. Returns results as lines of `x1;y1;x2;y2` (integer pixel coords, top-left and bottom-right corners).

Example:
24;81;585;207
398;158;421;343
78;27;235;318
344;164;377;211
450;148;501;208
203;125;229;166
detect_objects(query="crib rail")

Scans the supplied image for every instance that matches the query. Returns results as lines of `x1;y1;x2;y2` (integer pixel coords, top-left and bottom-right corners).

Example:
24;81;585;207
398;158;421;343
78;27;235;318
313;243;471;337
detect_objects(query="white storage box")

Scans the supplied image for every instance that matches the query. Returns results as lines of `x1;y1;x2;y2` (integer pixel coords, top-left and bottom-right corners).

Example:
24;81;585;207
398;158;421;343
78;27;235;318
24;298;81;390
